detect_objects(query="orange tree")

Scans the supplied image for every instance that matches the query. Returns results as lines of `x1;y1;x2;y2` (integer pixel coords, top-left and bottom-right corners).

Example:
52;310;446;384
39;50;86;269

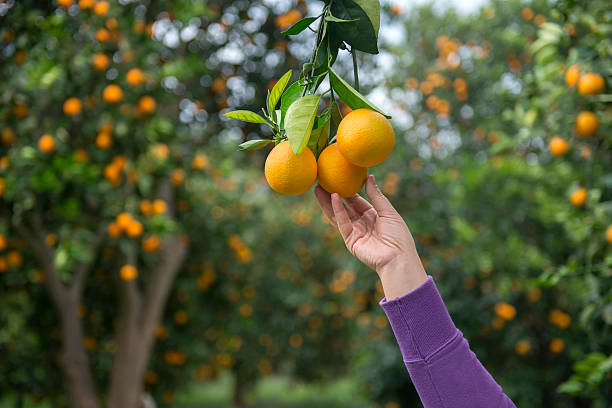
352;0;610;407
0;0;374;406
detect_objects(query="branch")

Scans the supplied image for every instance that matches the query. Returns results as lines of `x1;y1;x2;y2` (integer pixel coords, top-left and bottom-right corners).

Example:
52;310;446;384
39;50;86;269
14;214;67;308
351;47;359;92
71;225;107;296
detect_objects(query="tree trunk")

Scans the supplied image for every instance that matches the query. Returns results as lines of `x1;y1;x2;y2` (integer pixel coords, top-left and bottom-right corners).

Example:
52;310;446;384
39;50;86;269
107;234;187;408
232;375;245;408
57;293;100;408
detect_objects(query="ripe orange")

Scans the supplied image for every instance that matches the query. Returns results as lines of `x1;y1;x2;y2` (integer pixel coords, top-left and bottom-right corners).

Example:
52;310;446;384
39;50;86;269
0;234;6;251
548;137;569;156
138;96;156;115
92;53;109;71
171;169;185;186
103;84;123;103
78;0;94;9
317;143;368;198
63;97;82;116
564;64;579;87
96;132;113;149
337;109;394;167
152;199;167;214
93;1;109;16
126;68;145;86
38;134;55;153
142;235;161;252
569;187;587;207
58;0;73;7
577;72;605;95
192;154;209;170
126;220;143;237
575;111;599;137
116;212;133;230
606;225;612;244
95;28;110;42
120;264;138;281
264;140;317;195
107;222;121;237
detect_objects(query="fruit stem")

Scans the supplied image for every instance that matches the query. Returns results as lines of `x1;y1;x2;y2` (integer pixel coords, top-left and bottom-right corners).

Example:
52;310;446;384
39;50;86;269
351;46;359;92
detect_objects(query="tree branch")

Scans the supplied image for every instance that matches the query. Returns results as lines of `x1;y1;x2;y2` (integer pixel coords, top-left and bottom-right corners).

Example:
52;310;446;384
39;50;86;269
71;225;107;296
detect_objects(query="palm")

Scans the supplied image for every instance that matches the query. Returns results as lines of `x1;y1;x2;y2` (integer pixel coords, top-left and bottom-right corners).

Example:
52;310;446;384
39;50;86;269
314;176;415;273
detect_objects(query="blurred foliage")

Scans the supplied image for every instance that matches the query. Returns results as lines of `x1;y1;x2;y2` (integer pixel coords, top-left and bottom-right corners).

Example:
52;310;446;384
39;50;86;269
0;0;610;407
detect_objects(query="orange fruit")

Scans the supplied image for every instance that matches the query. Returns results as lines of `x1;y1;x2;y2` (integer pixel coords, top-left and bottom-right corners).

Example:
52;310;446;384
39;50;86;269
96;132;113;149
192;154;209;170
38;134;55;153
120;265;137;281
577;72;605;95
515;340;531;356
140;199;153;215
0;234;6;251
95;28;110;42
126;68;145;86
116;212;133;230
317;143;368;198
92;53;109;71
63;97;82;116
337;109;394;167
264;140;317;195
78;0;94;9
171;169;185;186
142;235;161;252
93;1;109;16
125;220;143;237
569;187;587;207
107;222;121;237
548;137;569;156
564;64;579;87
152;199;167;214
58;0;73;7
103;84;123;103
549;338;565;353
138;96;156;115
575;111;599;137
606;225;612;244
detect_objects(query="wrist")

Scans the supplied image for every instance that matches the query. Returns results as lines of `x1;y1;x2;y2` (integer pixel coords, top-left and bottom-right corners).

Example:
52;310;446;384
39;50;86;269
377;252;428;300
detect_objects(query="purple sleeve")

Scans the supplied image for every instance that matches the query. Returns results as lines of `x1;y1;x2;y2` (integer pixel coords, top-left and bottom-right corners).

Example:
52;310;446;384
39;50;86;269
379;276;516;408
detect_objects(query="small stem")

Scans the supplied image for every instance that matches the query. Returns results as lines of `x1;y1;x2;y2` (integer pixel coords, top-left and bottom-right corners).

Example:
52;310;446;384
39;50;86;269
351;47;359;92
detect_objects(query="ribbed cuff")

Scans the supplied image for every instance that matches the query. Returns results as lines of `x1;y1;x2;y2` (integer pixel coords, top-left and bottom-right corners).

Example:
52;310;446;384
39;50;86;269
379;276;457;362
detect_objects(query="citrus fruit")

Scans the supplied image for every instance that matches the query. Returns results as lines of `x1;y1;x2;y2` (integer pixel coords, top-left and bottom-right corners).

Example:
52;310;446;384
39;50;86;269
120;264;137;281
126;68;145;86
606;225;612;244
548;137;569;156
337;109;394;167
264;140;317;195
63;97;82;116
92;53;109;71
569;187;587;207
564;64;579;87
575;111;599;137
317;143;367;198
38;134;55;153
103;84;123;103
577;72;605;95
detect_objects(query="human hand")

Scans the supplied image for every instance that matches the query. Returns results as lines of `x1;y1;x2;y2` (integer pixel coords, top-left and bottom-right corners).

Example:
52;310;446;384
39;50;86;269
314;175;427;299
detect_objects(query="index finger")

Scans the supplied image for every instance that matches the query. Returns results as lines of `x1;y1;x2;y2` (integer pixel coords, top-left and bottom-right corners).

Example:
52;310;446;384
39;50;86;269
314;185;336;225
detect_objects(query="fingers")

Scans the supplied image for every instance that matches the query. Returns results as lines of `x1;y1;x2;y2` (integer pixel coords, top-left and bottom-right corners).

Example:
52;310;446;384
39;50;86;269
365;175;398;217
345;193;374;215
331;193;353;240
314;185;336;224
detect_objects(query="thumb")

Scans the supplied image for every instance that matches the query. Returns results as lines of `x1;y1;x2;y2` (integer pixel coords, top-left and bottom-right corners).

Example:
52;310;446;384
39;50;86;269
365;175;398;217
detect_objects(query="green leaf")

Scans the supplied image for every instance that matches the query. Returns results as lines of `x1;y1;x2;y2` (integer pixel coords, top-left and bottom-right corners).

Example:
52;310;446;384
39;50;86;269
328;67;390;118
281;16;319;35
325;15;360;23
308;112;331;157
238;139;274;151
224;110;267;124
330;0;380;54
268;70;292;114
284;94;321;155
280;82;305;127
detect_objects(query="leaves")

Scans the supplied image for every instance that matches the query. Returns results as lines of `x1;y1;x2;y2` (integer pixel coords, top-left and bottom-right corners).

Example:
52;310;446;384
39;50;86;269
281;16;319;35
284;94;321;155
238;139;274;151
330;0;380;54
268;70;292;115
325;15;360;24
328;67;390;118
224;110;267;124
280;81;304;127
308;112;331;157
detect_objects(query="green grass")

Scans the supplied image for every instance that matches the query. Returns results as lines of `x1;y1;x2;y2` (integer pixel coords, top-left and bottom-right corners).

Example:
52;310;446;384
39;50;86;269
177;374;370;408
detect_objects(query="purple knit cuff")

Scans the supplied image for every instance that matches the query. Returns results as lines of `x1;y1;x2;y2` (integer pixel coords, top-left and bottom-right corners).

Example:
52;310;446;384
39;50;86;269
379;276;458;362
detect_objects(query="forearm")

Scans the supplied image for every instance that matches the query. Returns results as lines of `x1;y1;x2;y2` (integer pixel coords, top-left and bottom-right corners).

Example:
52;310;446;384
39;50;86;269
380;276;516;408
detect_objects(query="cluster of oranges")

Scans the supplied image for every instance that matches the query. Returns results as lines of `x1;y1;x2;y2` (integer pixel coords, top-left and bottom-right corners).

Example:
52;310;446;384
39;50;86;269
553;66;609;240
264;108;394;197
108;212;143;238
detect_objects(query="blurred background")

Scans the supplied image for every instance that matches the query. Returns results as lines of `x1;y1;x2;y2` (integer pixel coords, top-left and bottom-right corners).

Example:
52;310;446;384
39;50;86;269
0;0;610;407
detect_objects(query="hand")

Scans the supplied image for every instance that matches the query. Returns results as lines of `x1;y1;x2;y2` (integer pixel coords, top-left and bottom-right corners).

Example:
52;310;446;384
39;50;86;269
314;175;427;300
